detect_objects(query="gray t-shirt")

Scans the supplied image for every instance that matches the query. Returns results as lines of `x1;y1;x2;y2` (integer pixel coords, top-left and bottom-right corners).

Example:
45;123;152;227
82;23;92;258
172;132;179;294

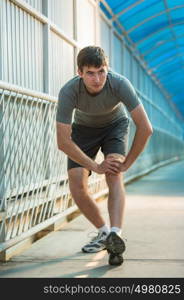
56;70;140;127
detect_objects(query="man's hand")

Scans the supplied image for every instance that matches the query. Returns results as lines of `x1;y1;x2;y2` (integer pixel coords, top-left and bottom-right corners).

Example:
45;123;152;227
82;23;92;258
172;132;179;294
114;160;129;172
93;154;129;175
104;155;129;174
94;158;121;175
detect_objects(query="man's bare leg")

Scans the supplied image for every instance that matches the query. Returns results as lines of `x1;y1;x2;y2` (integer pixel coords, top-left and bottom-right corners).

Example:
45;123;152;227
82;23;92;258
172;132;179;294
106;172;126;228
105;153;126;265
105;153;126;228
68;167;105;228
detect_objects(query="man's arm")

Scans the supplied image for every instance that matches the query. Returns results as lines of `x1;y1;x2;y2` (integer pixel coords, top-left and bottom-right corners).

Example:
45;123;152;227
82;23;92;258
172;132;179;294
56;122;120;174
118;104;153;172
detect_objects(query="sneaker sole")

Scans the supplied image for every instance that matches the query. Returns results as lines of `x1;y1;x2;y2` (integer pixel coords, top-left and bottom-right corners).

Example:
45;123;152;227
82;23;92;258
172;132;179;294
109;254;124;266
82;247;106;253
105;234;126;255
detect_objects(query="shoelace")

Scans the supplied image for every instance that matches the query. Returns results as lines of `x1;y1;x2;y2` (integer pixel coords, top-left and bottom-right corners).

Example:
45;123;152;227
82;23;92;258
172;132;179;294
87;231;105;243
87;231;127;243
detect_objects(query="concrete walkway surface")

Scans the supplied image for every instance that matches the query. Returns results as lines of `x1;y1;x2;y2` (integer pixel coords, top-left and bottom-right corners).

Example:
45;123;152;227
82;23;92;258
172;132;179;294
0;160;184;278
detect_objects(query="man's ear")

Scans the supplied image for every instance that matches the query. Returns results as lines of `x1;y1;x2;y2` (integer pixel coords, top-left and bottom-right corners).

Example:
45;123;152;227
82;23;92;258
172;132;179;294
104;65;109;72
78;68;83;77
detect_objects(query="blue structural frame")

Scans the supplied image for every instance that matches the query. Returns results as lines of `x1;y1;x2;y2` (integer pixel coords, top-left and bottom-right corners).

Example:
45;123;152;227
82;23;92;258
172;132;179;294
100;0;184;117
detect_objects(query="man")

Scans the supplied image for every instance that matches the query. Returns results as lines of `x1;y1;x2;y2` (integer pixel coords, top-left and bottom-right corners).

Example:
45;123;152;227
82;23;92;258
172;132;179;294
56;46;153;266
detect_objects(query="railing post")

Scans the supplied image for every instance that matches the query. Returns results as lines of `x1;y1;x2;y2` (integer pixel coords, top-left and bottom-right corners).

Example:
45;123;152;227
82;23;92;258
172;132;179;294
42;0;53;201
0;212;6;261
42;0;50;94
0;0;2;80
73;0;78;76
0;87;6;260
0;197;7;261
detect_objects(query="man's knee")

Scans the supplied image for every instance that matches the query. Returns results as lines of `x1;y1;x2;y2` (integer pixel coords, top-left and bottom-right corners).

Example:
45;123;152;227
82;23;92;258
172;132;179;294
106;153;125;163
68;168;88;196
105;172;123;187
105;153;125;182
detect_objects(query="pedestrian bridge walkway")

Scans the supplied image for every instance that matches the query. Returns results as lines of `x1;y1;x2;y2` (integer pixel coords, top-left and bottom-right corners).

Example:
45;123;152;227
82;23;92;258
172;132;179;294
0;160;184;278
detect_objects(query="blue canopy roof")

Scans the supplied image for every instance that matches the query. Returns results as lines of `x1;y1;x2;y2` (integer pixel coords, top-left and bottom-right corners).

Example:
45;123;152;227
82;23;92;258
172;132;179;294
100;0;184;118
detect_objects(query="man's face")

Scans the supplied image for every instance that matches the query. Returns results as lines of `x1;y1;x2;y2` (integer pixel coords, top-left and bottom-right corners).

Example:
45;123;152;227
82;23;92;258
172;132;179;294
78;65;108;94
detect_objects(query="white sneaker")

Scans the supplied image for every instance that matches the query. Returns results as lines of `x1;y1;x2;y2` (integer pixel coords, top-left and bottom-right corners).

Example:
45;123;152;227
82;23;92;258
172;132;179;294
82;231;108;253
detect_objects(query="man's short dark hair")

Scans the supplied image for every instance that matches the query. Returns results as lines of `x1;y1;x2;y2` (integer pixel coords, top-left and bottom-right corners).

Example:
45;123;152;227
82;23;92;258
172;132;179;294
77;46;108;71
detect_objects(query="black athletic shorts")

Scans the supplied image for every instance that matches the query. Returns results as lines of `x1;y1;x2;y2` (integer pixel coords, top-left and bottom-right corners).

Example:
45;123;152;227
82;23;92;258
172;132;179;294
67;117;130;172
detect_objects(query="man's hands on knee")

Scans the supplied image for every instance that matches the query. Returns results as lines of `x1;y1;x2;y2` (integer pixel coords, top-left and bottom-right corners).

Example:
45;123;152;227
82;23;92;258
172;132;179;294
95;159;120;175
105;154;128;174
94;154;127;175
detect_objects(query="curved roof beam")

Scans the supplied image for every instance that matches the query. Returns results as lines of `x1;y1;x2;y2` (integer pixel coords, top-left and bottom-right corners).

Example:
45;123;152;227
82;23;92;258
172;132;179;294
158;68;184;80
162;82;184;92
146;46;184;62
136;21;184;45
112;0;145;21
144;44;184;61
147;46;184;71
172;91;184;98
171;87;184;96
163;0;184;74
142;33;184;57
160;73;184;84
155;61;183;75
162;82;183;92
150;52;184;72
127;5;184;34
